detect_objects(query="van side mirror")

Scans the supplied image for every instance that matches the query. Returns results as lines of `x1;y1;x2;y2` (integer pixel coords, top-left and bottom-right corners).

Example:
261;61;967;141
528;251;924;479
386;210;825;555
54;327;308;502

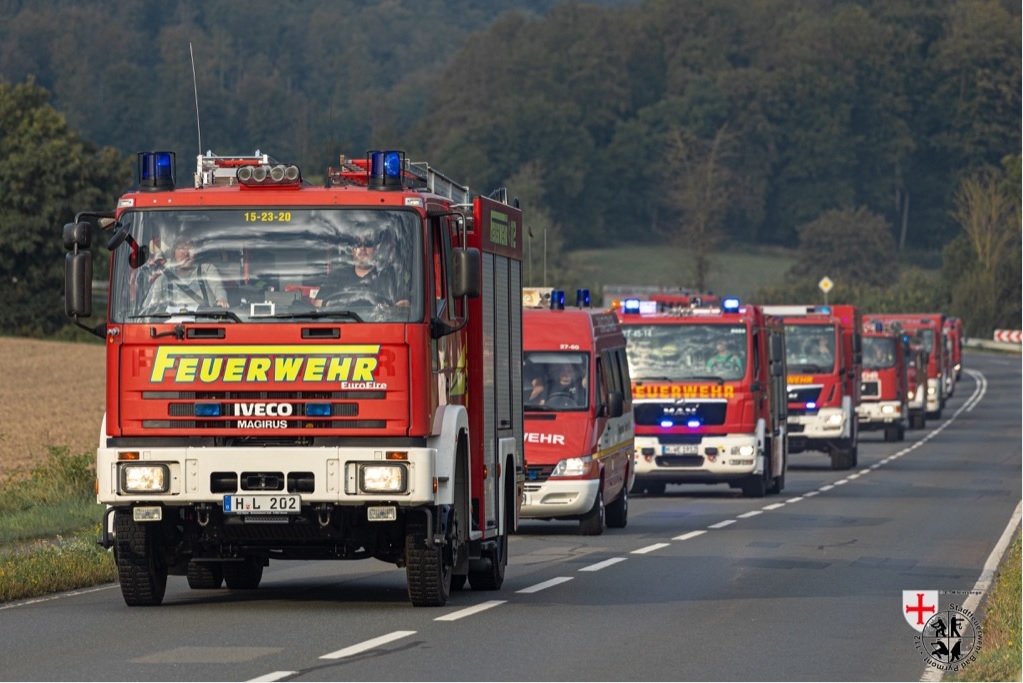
604;391;624;419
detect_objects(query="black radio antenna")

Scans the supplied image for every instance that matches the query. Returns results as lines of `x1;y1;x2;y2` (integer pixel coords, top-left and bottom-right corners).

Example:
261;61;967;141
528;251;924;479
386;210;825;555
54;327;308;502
189;42;202;156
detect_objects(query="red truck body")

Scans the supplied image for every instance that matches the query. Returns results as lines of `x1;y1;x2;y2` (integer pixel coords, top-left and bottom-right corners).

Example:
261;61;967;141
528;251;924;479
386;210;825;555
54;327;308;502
63;149;524;607
615;297;788;498
944;317;964;380
864;313;948;419
761;305;862;470
857;324;909;441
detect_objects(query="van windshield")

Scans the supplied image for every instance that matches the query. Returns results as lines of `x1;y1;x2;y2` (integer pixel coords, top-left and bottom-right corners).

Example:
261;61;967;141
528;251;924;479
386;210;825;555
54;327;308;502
523;352;589;411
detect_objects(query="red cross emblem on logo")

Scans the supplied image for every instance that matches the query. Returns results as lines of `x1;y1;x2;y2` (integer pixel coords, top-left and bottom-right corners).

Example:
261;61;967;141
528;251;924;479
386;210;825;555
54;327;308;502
903;590;938;632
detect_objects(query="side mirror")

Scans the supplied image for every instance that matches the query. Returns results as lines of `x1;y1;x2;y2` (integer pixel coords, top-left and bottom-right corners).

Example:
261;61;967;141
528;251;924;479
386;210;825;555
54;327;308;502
64;251;93;318
450;248;480;299
605;391;624;419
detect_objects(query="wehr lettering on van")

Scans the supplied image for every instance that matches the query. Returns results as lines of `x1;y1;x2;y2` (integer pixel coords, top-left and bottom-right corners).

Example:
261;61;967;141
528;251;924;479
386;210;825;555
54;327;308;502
632;384;735;399
525;432;566;446
149;345;383;385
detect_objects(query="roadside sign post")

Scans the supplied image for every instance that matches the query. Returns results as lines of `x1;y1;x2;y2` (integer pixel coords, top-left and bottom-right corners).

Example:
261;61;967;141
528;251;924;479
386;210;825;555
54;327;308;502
818;276;833;305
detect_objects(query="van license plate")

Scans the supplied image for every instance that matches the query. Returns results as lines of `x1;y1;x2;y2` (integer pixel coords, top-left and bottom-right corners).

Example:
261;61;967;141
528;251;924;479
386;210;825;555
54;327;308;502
663;444;699;455
223;495;300;514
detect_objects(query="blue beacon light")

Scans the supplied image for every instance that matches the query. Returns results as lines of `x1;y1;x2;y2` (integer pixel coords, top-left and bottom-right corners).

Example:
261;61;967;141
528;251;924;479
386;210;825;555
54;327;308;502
722;296;740;312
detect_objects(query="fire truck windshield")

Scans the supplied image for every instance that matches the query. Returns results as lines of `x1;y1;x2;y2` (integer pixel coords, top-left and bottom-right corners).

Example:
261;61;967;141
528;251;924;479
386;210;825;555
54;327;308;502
862;336;896;369
108;208;422;323
622;324;747;381
783;324;836;373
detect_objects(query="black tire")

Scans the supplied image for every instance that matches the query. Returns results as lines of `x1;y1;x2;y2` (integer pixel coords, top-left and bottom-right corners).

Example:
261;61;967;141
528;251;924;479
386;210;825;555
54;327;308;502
768;452;785;495
883;426;898;442
406;517;450;606
644;481;666;496
223;557;264;590
579;489;606;535
113;509;168;607
896;424;906;441
910;413;926;430
468;531;507;591
741;472;767;498
451;574;468;591
186;560;224;589
605;484;629;529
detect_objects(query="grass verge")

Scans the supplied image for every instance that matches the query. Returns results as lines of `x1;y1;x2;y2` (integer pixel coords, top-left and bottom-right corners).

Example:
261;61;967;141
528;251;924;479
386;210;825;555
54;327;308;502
946;532;1022;682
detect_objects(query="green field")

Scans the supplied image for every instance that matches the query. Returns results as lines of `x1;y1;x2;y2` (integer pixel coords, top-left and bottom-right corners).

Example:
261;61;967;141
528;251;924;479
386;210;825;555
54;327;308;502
562;245;798;302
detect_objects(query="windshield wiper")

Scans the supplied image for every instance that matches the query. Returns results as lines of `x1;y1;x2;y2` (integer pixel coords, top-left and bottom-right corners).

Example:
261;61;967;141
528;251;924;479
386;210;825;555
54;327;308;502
269;309;365;322
634;376;676;382
130;309;242;323
682;375;726;384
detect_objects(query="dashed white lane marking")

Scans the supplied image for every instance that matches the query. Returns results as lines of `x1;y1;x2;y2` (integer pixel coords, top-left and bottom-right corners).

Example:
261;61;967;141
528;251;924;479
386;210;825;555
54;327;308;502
708;519;735;529
517;577;573;593
632;542;671;554
579;557;628;572
763;503;786;510
786;496;804;503
320;631;417;660
737;510;762;518
435;600;506;621
673;530;707;541
819;485;834;492
249;672;297;682
804;491;820;497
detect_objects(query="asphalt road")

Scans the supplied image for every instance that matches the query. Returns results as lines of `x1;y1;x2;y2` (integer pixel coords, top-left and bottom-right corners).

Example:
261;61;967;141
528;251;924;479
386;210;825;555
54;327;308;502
1;350;1018;682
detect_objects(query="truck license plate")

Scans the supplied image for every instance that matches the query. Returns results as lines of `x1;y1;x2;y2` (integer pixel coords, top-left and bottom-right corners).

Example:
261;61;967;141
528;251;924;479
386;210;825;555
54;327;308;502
663;444;699;455
223;495;300;514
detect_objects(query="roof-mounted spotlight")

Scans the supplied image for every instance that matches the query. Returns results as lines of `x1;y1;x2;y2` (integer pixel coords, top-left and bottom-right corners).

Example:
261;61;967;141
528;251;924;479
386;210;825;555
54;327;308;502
369;150;404;190
138;152;175;191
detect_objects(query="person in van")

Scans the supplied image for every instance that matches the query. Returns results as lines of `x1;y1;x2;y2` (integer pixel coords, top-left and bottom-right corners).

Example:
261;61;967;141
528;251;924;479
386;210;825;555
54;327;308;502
543;363;587;407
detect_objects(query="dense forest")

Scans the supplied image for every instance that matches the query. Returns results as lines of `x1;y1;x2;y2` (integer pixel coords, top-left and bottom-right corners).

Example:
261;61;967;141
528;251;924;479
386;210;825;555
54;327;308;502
0;0;1019;337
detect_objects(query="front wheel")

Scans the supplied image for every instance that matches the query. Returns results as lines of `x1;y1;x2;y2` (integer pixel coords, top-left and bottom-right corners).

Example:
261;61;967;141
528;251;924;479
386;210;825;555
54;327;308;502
223;557;264;590
113;510;168;606
605;484;629;529
406;517;451;606
186;560;224;589
579;489;606;535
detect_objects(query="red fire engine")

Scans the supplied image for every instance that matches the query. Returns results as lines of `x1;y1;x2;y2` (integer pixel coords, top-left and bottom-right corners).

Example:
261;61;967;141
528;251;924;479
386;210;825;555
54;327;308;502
944;317;964;381
615;297;788;497
761;305;862;470
857;321;909;442
864;314;948;419
63;149;524;607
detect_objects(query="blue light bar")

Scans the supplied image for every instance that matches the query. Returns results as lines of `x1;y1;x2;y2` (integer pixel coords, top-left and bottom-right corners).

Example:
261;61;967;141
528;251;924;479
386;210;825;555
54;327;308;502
805;402;817;410
551;289;566;310
576;288;590;308
660;419;673;428
138;151;175;191
623;298;641;314
306;403;331;417
686;419;701;428
818;306;832;314
194;403;221;417
369;150;404;189
722;296;740;312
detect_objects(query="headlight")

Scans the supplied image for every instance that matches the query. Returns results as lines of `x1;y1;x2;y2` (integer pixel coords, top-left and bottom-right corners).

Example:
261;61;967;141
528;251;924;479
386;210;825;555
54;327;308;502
120;464;169;493
734;445;756;457
927;386;937;396
881;405;896;414
551;455;593;477
826;413;844;426
360;464;408;493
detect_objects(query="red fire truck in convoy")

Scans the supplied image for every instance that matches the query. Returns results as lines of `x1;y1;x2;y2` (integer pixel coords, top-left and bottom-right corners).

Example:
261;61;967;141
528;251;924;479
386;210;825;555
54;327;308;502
904;336;929;429
521;287;634;534
63;149;524;607
857;321;909;442
615;297;788;497
944;317;964;381
761;305;862;470
864;314;948;419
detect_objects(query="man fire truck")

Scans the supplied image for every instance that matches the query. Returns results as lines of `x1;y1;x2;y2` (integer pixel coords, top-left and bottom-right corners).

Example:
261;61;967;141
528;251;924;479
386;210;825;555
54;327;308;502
864;314;948;420
615;296;788;498
857;321;909;442
761;305;862;470
63;149;524;607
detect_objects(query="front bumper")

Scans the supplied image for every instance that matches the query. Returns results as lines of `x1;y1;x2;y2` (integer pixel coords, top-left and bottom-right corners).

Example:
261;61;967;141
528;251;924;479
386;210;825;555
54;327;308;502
521;478;600;518
632;433;760;484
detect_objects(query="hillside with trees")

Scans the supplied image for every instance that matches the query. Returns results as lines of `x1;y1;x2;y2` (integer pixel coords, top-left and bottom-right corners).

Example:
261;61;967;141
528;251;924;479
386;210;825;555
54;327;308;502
0;0;1018;337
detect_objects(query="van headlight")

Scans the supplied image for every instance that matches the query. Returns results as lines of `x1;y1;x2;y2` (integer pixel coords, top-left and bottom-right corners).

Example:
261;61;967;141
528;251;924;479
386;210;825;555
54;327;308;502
120;464;170;493
551;455;593;477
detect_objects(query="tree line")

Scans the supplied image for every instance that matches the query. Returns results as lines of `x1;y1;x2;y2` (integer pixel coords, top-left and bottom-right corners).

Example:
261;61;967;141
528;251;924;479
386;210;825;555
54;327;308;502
0;0;1018;337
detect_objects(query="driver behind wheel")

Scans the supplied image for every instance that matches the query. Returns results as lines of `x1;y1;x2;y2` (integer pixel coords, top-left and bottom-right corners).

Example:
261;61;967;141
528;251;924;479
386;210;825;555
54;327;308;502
315;227;409;308
541;363;586;407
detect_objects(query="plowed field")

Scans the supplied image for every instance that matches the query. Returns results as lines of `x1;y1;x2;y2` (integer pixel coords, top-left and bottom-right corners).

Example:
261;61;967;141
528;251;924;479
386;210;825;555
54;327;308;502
0;337;105;479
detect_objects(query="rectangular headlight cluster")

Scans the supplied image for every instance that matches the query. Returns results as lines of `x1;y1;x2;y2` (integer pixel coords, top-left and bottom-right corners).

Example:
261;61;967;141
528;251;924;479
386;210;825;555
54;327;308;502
120;464;170;494
359;464;408;494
